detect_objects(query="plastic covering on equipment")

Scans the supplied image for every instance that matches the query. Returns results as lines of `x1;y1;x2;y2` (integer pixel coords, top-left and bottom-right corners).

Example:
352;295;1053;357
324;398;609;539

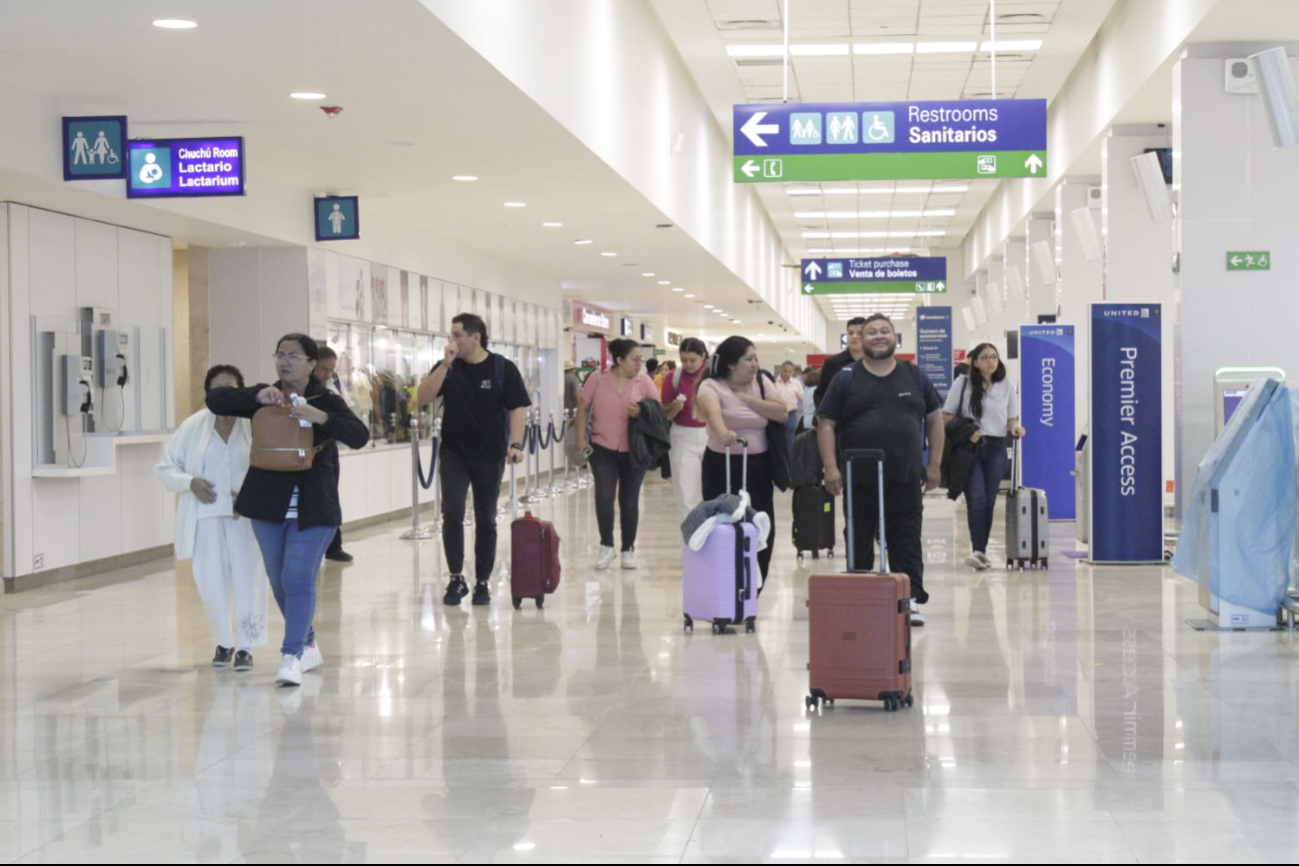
1172;378;1296;613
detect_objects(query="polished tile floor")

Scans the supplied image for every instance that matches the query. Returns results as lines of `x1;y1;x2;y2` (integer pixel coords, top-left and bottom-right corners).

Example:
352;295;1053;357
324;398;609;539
2;475;1298;863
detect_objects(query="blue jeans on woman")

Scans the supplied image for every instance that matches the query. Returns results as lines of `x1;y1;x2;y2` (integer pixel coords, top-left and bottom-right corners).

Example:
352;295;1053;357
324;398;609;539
965;436;1008;554
251;519;336;658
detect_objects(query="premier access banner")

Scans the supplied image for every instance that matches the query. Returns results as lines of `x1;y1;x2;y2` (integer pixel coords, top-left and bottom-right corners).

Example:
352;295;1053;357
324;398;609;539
1020;325;1076;520
1090;304;1163;563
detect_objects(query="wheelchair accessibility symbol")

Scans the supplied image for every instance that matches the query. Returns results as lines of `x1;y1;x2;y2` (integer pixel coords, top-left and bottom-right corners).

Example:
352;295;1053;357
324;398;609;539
862;111;895;144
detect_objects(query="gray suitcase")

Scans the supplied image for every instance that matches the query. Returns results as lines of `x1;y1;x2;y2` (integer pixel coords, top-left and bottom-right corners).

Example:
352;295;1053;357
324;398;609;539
1005;440;1048;569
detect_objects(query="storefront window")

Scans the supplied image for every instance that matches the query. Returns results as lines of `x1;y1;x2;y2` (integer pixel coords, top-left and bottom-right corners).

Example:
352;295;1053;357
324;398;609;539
326;322;436;449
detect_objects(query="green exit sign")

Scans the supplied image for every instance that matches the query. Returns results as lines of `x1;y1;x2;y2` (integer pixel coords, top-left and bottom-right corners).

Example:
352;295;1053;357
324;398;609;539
1227;251;1270;271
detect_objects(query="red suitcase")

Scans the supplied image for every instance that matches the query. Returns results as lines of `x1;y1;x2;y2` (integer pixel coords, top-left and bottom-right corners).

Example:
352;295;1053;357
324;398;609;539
509;462;561;609
806;449;913;712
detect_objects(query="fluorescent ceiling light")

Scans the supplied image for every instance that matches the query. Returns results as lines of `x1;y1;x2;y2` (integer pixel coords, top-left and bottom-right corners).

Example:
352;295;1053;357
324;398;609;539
703;304;714;309
981;40;1042;52
672;287;684;292
542;222;563;228
289;92;327;100
726;44;849;57
726;44;787;57
642;272;655;276
916;42;977;54
451;175;478;181
601;252;617;257
658;280;671;285
791;44;849;56
803;230;945;239
854;43;914;55
152;19;197;28
684;294;696;298
787;186;968;196
932;185;969;194
794;209;956;219
574;239;593;245
504;202;527;208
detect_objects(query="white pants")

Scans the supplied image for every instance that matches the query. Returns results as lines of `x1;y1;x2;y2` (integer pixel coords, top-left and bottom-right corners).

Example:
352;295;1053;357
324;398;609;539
192;516;268;651
670;424;709;524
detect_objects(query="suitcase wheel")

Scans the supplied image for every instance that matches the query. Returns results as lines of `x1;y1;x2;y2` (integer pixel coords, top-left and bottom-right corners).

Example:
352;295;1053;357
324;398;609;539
812;551;820;560
683;614;693;633
828;548;834;557
1007;559;1013;568
797;552;804;561
535;596;545;609
745;618;756;634
807;688;830;711
905;694;914;708
1043;558;1049;569
512;596;523;610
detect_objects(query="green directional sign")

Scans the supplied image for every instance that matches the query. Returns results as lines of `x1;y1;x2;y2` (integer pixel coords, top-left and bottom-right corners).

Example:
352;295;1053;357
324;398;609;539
1227;251;1270;271
736;151;1046;183
802;280;947;296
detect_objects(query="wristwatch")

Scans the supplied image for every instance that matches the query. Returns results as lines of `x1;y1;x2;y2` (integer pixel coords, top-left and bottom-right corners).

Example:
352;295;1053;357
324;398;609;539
510;442;524;451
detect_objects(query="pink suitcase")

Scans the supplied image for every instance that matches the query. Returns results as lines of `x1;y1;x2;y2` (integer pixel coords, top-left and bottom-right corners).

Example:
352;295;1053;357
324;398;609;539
682;439;761;635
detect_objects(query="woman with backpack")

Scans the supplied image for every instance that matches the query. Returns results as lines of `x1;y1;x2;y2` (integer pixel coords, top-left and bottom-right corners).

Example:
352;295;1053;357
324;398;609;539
206;334;369;686
661;338;710;523
691;336;790;585
942;341;1025;571
155;364;267;672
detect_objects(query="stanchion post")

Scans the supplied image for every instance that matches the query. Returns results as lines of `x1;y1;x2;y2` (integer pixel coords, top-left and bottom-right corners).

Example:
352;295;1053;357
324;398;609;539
432;417;443;533
400;417;435;540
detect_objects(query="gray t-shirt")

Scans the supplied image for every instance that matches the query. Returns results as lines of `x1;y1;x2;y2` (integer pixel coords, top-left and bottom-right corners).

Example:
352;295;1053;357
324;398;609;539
943;375;1021;437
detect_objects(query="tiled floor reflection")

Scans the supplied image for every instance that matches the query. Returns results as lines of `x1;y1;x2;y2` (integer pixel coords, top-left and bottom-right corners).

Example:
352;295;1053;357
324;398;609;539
2;480;1298;863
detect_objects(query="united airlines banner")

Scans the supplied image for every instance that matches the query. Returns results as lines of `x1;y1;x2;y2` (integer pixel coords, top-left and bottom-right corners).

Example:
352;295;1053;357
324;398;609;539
1090;304;1163;562
1020;325;1076;520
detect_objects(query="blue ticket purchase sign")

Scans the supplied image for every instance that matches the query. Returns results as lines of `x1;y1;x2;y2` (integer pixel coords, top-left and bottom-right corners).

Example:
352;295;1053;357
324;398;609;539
1020;325;1076;520
1090;304;1163;562
126;137;246;198
916;306;953;400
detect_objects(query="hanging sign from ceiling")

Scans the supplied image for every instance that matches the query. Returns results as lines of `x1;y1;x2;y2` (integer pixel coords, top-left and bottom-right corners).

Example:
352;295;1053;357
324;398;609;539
126;136;246;198
733;99;1046;183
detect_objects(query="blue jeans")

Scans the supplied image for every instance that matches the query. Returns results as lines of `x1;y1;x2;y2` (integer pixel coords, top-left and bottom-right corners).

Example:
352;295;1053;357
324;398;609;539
251;520;336;657
785;411;798;452
965;436;1008;554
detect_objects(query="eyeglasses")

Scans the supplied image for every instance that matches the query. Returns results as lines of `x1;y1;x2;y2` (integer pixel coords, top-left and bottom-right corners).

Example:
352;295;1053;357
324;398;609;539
273;352;308;363
977;354;1000;362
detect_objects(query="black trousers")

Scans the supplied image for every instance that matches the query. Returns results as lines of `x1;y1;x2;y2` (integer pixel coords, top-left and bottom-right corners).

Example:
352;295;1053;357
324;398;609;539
440;449;505;583
702;449;775;582
590;444;647;551
848;479;928;604
326;528;343;556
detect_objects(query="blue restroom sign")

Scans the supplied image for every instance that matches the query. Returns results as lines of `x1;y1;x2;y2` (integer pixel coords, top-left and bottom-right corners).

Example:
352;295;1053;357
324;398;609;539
62;116;128;181
315;196;360;242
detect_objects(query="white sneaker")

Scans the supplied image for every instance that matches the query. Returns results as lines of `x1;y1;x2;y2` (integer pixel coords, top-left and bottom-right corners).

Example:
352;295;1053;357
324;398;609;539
276;654;303;687
976;552;994;570
909;599;926;627
595;546;617;571
965;552;986;570
621;551;637;570
301;642;323;673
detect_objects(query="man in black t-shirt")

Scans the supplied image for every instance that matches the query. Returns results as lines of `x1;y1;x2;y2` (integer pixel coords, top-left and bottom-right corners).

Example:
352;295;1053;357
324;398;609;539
817;314;944;624
417;313;530;606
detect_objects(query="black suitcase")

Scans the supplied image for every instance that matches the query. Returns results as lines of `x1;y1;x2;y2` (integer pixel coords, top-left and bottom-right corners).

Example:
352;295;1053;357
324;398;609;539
793;484;836;559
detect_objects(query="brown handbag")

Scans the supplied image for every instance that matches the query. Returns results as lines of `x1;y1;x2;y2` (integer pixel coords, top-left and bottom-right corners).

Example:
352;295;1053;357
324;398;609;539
250;402;331;472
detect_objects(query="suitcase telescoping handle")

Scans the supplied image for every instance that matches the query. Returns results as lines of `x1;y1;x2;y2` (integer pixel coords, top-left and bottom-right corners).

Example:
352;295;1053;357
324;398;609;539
510;455;518;522
1011;435;1022;494
725;437;750;494
842;448;887;575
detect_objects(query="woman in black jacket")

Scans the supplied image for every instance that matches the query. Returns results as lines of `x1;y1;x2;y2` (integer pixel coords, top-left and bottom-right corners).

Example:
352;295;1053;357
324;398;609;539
206;333;369;687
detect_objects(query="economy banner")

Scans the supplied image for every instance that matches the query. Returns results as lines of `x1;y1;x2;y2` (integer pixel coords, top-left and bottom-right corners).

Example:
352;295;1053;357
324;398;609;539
1020;325;1076;520
1090;304;1163;562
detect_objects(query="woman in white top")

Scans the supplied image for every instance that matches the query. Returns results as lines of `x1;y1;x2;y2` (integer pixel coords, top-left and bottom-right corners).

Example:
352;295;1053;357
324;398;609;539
942;342;1026;571
156;365;267;671
692;336;789;585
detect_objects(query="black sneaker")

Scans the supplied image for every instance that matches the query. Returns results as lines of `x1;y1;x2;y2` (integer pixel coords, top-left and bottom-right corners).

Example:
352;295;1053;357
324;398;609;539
233;650;253;672
325;550;354;563
472;580;491;606
212;646;234;667
443;575;469;606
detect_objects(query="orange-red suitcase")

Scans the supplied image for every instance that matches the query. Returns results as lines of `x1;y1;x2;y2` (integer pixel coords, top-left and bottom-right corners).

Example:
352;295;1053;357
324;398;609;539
806;449;913;712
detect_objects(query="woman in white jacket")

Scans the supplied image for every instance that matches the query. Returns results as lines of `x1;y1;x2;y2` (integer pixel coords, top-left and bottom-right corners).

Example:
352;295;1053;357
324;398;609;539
156;365;267;671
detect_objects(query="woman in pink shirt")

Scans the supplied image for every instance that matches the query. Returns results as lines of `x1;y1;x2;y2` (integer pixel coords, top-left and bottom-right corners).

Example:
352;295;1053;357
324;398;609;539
575;338;662;571
660;337;709;523
692;336;789;584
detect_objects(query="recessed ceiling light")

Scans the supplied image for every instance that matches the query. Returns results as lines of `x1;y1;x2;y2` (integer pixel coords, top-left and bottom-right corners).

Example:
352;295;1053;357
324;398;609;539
642;272;655;277
542;222;563;228
703;304;714;309
601;252;617;257
684;294;696;298
574;239;593;245
504;202;527;208
672;287;685;292
451;175;478;182
152;19;197;29
289;92;327;100
657;280;671;285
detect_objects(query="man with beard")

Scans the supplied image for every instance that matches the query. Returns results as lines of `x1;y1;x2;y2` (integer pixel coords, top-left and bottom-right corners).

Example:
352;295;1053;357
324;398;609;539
816;313;944;625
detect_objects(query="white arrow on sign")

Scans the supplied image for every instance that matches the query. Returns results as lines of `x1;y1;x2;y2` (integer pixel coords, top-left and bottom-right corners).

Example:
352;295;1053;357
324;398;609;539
936;281;946;291
803;284;816;294
1231;256;1243;266
741;159;761;178
1025;154;1044;174
804;261;823;280
741;111;780;148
